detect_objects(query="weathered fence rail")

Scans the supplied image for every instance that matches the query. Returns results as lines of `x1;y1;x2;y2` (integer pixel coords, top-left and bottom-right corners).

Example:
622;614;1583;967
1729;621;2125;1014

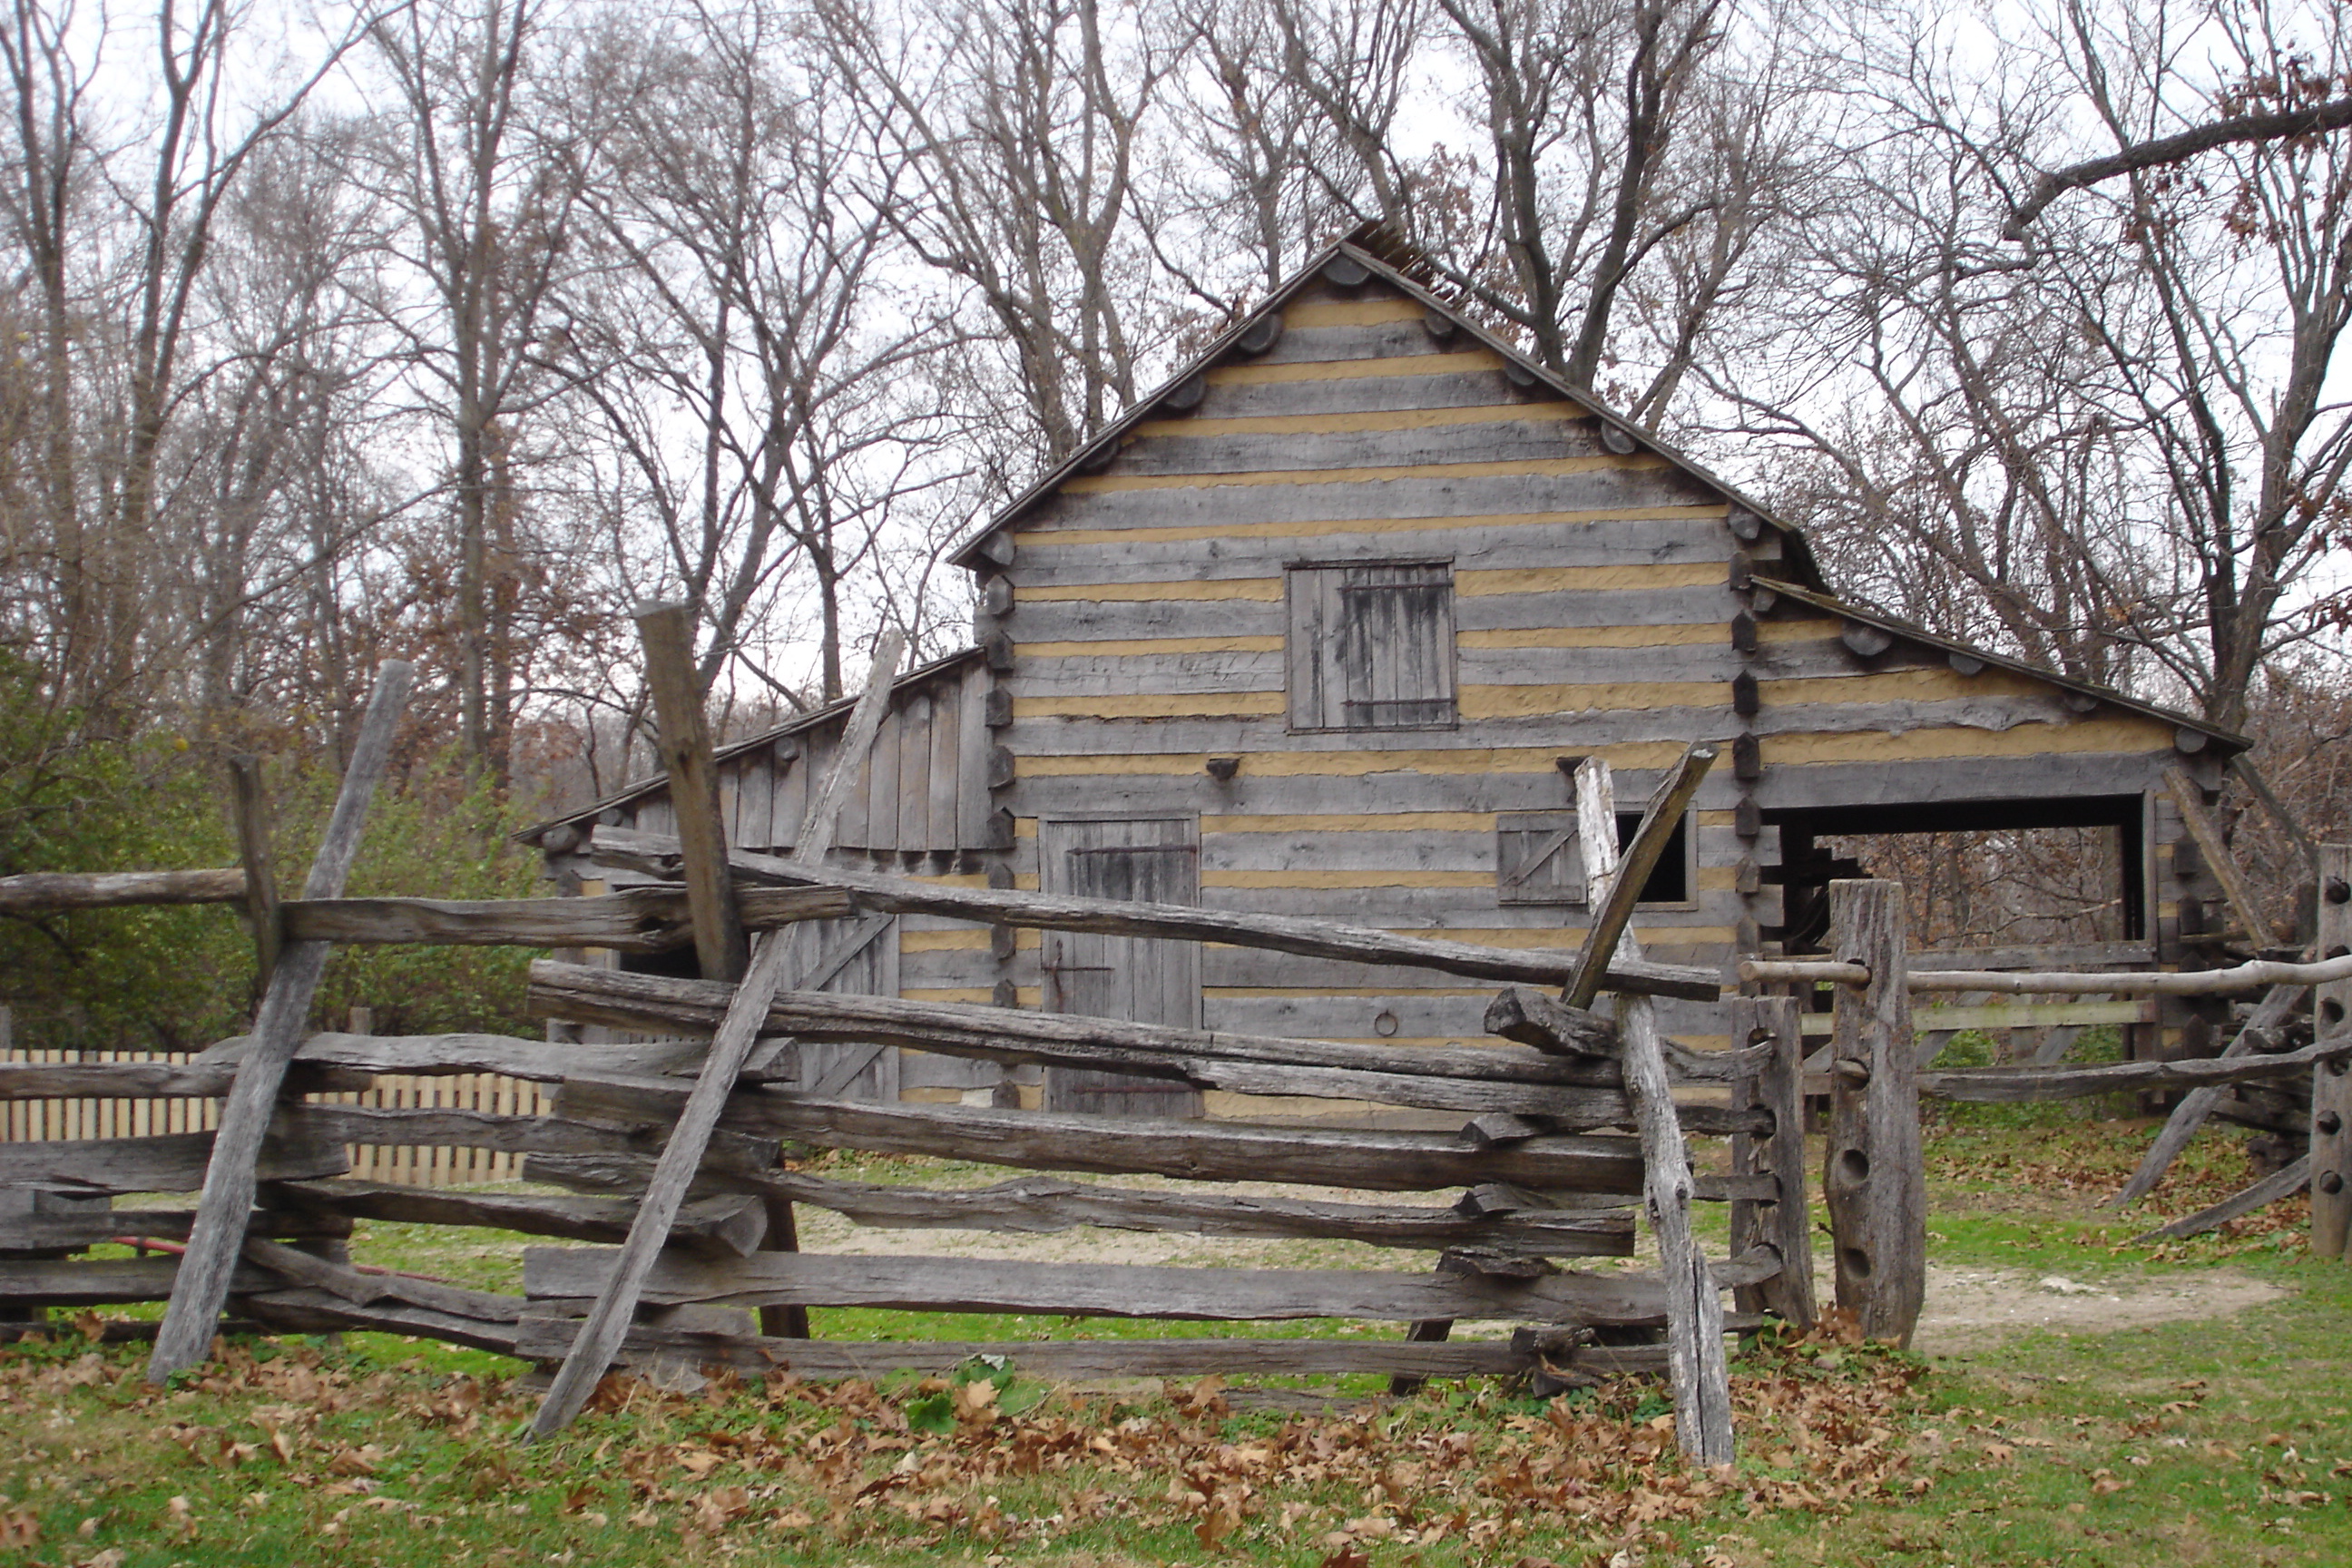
0;930;1801;1428
7;811;2335;1460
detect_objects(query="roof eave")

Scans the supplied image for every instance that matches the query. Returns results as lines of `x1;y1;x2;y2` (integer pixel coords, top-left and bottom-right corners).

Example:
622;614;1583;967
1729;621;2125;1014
946;234;1370;572
947;236;1831;595
1760;582;2249;752
513;644;985;846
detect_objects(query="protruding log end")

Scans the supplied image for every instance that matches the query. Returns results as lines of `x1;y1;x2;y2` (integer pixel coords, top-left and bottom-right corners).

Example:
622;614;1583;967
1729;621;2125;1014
1484;986;1619;1056
1235;313;1284;356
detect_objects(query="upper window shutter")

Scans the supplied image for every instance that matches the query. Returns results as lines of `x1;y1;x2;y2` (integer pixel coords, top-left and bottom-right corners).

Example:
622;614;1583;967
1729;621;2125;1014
1289;561;1455;731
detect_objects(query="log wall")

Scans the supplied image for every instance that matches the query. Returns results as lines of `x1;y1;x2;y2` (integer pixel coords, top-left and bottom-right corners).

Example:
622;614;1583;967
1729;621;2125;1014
962;271;2219;1073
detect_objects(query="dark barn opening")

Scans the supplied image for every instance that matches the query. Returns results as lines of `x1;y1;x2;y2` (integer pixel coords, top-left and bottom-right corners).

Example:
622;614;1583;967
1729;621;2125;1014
1764;794;2147;955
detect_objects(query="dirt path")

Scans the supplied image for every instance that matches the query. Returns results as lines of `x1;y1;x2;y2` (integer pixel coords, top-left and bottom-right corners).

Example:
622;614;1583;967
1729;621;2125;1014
1909;1262;2283;1354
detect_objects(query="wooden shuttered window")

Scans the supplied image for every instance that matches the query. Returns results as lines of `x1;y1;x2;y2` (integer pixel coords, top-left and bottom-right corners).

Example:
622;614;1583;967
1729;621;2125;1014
1287;560;1457;731
1496;808;1694;907
1497;810;1585;905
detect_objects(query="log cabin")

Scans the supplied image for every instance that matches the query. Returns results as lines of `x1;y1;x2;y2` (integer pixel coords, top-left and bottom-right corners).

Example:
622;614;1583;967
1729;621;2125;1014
524;231;2250;1119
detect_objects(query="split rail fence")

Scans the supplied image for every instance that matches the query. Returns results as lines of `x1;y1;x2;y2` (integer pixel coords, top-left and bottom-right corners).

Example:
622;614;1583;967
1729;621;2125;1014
0;637;1813;1466
6;646;2336;1460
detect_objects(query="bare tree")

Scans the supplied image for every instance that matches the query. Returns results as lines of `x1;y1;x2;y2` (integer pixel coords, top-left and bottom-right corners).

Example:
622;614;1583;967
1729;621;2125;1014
819;0;1181;462
564;0;965;705
0;0;376;721
161;121;398;752
353;0;590;779
1425;0;1827;414
1205;0;1820;426
1151;0;1416;309
1730;0;2352;731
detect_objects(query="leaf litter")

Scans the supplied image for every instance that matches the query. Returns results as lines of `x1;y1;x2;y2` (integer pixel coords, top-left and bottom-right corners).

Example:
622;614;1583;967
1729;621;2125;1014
0;1313;1934;1563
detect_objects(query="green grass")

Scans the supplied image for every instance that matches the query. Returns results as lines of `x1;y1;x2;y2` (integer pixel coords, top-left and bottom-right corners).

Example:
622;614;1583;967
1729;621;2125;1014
3;1122;2348;1566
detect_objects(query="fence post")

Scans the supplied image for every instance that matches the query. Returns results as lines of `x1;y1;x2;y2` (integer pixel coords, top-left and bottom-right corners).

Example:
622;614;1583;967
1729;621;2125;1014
2314;844;2351;1259
1824;880;1925;1345
1730;995;1816;1330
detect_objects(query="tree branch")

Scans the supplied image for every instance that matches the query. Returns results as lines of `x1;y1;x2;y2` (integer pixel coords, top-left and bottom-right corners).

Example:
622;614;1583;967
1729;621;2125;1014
2004;95;2352;239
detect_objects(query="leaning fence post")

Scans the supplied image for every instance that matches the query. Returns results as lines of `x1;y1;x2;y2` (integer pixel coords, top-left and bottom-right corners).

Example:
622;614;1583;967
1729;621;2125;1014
1730;995;1816;1330
2313;844;2351;1259
527;632;905;1440
1823;879;1925;1345
1573;755;1733;1466
148;662;414;1383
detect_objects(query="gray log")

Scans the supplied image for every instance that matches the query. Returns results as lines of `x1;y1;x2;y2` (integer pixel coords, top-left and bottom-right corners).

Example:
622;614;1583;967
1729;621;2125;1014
2111;983;2307;1208
523;1245;1782;1326
509;1315;1539;1380
746;640;906;1344
267;1180;769;1258
1483;986;1765;1083
636;603;749;983
512;1320;1699;1380
1564;744;1717;1010
229;756;280;991
0;1060;372;1099
0;1208;348;1253
1825;880;1926;1348
2164;766;2271;950
200;1029;713;1083
2132;1155;2313;1243
534;969;1699;1123
240;1238;519;1322
278;886;852;951
237;1287;523;1355
1;1258;273;1307
1458;1112;1553;1147
523;1161;1634;1257
150;660;413;1383
273;1102;781;1171
0;1131;347;1197
1729;996;1816;1330
1109;416;1590;475
554;1073;1651;1196
1480;987;1620;1058
1900;951;2352;995
529;961;1638;1093
2314;845;2352;1257
1919;1033;2350;1102
0;867;244;915
529;632;904;1439
587;828;1723;1000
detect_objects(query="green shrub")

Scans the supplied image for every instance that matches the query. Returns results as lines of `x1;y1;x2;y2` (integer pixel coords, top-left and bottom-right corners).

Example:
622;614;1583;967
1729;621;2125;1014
1;658;547;1051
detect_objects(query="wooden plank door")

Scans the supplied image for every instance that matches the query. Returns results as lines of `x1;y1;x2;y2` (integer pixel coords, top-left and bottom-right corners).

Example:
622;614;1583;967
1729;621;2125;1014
1040;817;1203;1118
